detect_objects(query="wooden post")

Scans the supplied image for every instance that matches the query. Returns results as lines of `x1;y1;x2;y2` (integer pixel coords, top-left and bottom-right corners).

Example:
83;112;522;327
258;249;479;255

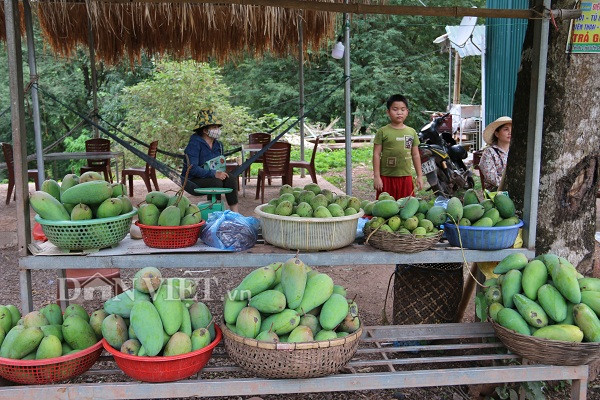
452;50;462;105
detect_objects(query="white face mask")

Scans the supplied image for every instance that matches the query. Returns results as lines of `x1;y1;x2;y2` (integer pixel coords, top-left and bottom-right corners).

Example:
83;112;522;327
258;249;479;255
207;127;221;139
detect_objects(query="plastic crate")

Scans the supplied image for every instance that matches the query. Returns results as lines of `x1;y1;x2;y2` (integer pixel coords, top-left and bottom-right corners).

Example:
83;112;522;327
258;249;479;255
135;220;205;249
0;340;103;384
35;208;137;251
443;220;523;250
102;325;222;382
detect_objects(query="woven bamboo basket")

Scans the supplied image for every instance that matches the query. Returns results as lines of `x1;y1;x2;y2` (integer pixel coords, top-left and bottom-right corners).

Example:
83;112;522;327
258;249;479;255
255;204;364;251
221;324;362;379
490;320;600;366
363;225;442;253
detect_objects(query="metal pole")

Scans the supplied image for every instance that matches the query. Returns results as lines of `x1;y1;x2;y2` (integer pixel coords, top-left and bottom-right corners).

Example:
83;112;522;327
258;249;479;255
24;0;45;183
5;0;33;312
522;0;549;249
298;14;305;177
344;2;352;195
448;46;452;110
480;43;486;151
87;7;99;138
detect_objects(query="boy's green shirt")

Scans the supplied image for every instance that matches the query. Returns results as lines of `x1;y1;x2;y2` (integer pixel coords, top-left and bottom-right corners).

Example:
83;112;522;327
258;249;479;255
374;124;420;177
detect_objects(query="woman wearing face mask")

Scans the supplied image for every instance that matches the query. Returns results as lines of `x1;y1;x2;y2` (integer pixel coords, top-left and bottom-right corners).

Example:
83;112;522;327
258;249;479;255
182;109;239;212
478;116;512;191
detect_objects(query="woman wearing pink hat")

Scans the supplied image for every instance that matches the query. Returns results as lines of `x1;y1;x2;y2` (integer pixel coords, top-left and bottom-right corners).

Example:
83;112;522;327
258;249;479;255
479;116;512;190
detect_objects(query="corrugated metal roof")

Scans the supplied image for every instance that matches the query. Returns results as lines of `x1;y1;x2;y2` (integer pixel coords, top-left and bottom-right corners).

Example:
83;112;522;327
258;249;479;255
484;0;528;125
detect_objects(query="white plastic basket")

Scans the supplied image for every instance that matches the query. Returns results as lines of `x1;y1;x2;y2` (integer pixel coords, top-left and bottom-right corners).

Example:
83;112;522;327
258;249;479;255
254;204;364;251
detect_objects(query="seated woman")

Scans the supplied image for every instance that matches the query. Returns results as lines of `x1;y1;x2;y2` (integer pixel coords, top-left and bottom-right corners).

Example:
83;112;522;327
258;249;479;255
181;109;239;213
479;116;512;191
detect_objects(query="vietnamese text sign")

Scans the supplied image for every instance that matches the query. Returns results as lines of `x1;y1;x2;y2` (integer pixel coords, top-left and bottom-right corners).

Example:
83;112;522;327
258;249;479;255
568;1;600;53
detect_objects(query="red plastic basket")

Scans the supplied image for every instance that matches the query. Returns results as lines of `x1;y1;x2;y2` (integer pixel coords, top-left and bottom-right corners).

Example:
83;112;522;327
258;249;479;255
0;340;103;384
135;220;205;249
102;325;222;382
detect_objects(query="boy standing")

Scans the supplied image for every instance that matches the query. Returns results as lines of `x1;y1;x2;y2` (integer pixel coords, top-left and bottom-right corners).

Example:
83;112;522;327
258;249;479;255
373;94;423;199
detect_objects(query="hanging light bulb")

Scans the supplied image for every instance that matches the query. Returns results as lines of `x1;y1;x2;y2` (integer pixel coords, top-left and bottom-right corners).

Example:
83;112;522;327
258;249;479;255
331;36;345;59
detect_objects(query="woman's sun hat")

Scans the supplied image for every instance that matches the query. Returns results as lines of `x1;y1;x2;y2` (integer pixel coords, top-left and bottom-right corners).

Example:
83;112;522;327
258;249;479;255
194;109;222;131
483;116;512;145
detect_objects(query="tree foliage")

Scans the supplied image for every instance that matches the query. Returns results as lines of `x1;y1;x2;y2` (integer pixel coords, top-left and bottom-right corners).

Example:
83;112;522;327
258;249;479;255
222;0;484;132
118;60;261;170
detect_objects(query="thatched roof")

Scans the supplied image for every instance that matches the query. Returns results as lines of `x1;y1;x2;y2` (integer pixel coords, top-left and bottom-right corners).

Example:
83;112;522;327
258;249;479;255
2;1;344;64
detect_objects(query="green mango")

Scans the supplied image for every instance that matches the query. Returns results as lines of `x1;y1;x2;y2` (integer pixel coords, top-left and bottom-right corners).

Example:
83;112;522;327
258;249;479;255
223;292;248;325
573;303;600;342
445;197;463;223
319;294;349;331
62;315;97;350
0;326;25;357
579;277;600;292
61;180;112;205
513;294;548;328
103;289;151;318
494;253;528;274
101;314;129;349
30;191;70;221
314;329;337;341
120;339;142;355
537;284;567;323
533;325;583;342
130;301;164;356
5;305;20;329
64;304;89;322
89;309;108;338
236;307;261;339
138;203;160;226
146;191;169;209
521;260;548;300
158;205;181;226
280;257;308;309
191;328;212;350
551;259;581;304
0;306;13;333
179;302;192;336
255;330;279;343
294;273;334;315
133;267;162;294
501;269;522;309
41;179;61;201
189;302;215;339
260;309;300;335
23;311;49;328
40;324;63;342
496;308;530;336
163;332;192;356
96;197;123;218
249;290;287;314
230;266;276;301
287;325;313;343
153;284;183;335
299;314;321;336
35;333;62;360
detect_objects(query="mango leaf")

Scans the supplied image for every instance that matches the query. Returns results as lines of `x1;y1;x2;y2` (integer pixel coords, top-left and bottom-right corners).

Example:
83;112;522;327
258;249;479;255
475;292;488;322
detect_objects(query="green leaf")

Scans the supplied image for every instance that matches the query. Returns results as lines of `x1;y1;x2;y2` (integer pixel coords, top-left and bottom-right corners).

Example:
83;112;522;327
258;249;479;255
475;293;488;322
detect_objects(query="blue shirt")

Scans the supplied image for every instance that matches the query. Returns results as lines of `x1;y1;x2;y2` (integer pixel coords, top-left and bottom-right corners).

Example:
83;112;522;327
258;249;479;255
181;134;223;179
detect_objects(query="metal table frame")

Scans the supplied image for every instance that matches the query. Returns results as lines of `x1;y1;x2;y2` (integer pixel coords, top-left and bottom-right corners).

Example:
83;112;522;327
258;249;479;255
0;323;588;399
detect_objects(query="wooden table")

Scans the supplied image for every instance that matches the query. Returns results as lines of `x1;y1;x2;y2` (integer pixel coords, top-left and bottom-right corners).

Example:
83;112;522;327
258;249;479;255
43;151;125;181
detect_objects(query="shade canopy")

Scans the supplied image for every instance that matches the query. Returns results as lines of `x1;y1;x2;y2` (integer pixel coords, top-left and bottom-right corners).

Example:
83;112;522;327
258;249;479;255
1;1;343;64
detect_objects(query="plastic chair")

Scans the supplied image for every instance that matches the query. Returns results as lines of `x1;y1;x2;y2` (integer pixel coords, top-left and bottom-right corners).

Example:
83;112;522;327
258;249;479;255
255;142;291;203
121;141;159;197
287;136;319;186
80;138;113;182
1;142;40;204
56;268;123;307
246;133;272;184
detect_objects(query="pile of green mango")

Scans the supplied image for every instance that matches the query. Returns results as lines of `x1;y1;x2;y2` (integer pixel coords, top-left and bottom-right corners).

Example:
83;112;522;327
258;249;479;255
261;183;363;218
101;267;215;357
138;190;202;226
30;171;134;221
447;189;519;227
0;303;100;360
486;252;600;343
224;256;360;343
362;193;442;237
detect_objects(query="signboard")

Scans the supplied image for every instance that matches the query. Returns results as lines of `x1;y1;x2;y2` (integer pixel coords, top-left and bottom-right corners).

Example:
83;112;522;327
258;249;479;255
568;1;600;53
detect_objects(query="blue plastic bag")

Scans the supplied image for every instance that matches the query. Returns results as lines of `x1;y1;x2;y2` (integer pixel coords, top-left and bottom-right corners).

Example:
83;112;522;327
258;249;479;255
200;211;259;251
356;217;369;239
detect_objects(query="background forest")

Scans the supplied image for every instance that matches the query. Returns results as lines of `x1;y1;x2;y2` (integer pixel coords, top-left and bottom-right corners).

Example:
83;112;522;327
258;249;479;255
0;0;484;179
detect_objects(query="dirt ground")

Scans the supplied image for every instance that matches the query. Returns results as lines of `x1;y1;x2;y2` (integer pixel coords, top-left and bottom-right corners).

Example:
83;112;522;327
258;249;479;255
0;174;599;399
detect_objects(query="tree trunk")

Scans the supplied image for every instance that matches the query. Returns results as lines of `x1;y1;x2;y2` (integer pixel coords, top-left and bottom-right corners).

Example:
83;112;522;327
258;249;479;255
504;1;600;274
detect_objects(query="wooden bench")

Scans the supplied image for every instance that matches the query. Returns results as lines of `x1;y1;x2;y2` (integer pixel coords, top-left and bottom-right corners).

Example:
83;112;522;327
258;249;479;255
0;323;589;399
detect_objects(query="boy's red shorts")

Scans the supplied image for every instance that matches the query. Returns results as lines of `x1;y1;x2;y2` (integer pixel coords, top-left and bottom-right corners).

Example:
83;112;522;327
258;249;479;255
377;176;414;200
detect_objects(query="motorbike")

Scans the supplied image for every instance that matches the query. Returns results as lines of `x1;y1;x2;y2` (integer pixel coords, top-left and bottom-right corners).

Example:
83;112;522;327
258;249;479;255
418;113;474;197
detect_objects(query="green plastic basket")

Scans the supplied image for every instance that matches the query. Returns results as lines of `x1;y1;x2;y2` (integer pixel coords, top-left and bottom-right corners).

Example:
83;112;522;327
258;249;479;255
34;208;137;251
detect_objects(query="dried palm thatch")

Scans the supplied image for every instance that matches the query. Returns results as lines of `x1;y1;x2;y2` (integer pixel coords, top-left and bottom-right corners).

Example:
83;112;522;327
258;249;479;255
0;2;25;44
32;0;351;64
